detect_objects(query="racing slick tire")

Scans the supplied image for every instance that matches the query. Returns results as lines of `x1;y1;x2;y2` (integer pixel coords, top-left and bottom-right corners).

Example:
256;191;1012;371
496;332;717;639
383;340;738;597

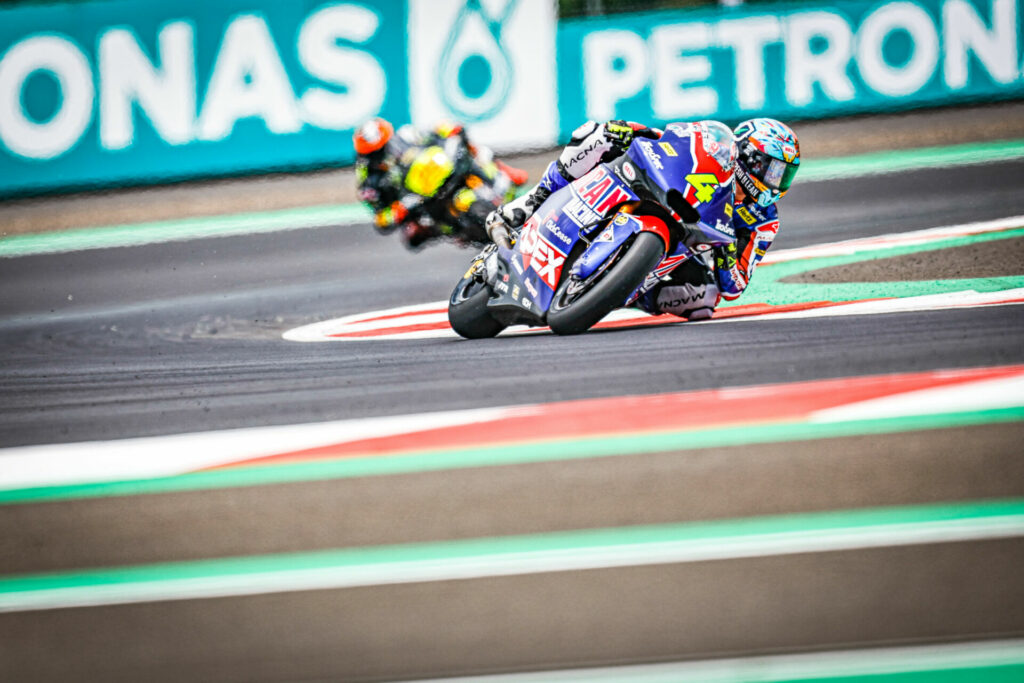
547;231;666;335
448;276;506;339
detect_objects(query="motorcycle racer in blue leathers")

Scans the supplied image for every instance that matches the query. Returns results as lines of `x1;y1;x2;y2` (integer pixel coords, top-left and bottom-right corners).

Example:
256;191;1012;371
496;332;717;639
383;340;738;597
485;118;800;320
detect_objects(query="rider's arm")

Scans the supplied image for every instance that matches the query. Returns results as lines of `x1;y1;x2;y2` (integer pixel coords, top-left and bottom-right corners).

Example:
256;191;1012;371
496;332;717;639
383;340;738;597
558;120;658;180
485;120;657;247
490;121;654;230
356;162;386;209
358;161;409;233
715;205;780;300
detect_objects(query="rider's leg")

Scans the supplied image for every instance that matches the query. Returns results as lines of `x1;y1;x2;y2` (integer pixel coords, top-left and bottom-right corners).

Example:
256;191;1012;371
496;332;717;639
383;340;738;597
636;256;721;320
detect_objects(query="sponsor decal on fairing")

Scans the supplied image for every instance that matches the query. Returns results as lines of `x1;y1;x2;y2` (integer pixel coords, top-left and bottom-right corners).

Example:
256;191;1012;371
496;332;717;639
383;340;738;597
636;140;664;170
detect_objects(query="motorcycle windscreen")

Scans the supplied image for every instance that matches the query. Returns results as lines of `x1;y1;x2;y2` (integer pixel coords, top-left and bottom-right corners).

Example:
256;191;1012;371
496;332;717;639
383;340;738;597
404;146;453;197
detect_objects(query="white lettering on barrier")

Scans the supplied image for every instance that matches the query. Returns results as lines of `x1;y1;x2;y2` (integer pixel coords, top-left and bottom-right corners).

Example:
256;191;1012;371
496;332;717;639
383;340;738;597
0;0;1020;168
0;35;93;159
716;16;782;111
857;2;939;96
581;0;1022;119
100;22;196;150
651;23;717;119
197;14;302;142
298;4;386;130
583;30;649;122
784;11;856;106
943;0;1018;88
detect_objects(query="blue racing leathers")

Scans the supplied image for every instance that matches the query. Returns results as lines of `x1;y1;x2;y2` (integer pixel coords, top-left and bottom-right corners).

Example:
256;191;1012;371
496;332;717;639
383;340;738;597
634;199;778;319
714;201;779;301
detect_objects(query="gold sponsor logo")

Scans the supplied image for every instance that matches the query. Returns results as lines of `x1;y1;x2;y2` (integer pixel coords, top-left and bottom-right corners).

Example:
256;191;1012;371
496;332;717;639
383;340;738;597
658;142;678;157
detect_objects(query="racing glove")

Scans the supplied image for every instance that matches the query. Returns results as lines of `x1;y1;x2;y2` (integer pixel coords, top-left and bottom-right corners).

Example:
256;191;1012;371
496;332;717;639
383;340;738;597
605;120;659;150
714;241;739;273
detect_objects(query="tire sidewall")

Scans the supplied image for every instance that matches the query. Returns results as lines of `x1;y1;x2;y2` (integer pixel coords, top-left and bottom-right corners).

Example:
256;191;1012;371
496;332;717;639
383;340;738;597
547;232;666;335
448;277;506;339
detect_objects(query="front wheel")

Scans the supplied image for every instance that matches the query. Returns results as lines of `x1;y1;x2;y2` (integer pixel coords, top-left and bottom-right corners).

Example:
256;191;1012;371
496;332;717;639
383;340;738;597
547;231;665;335
448;275;506;339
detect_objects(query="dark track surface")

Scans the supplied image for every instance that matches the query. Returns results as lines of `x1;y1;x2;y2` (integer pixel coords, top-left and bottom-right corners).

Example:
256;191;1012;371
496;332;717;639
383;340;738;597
1;159;1024;682
2;159;1024;448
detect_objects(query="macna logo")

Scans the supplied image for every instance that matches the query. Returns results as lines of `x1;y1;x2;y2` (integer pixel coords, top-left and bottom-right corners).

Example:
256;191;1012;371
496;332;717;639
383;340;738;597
0;3;391;161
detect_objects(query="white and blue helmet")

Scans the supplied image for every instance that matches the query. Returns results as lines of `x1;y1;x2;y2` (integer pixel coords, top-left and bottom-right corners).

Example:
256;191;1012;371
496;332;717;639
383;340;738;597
733;118;800;207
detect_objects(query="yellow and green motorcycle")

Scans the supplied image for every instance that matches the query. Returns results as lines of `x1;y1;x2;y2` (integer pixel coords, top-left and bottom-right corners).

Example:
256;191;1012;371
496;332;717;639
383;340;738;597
358;130;528;249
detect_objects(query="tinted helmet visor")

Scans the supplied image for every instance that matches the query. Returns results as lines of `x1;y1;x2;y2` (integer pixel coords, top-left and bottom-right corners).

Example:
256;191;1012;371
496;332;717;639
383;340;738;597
745;148;798;193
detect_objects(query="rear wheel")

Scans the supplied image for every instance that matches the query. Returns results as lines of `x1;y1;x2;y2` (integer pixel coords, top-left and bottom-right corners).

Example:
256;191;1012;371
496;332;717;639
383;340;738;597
448;275;506;339
547;231;665;335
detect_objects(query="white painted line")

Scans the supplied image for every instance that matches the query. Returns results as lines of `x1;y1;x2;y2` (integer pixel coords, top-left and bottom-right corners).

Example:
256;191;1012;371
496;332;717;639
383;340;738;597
0;406;523;491
810;373;1024;423
284;302;652;342
282;301;450;341
2;514;1023;613
762;214;1024;264
408;639;1024;682
713;288;1024;323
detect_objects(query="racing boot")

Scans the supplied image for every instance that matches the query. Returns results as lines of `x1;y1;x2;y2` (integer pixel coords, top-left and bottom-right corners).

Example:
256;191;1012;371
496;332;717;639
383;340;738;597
485;181;553;248
648;281;720;320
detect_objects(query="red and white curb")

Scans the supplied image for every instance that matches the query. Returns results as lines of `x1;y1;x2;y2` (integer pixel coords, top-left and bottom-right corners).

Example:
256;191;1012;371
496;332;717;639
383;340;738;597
1;364;1022;493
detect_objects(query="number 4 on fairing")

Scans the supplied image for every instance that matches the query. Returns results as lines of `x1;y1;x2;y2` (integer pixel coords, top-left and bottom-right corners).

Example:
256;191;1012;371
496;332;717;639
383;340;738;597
685;173;719;204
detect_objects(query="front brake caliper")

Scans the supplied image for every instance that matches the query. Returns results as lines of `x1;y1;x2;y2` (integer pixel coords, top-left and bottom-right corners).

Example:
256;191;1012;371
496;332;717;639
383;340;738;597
463;244;497;282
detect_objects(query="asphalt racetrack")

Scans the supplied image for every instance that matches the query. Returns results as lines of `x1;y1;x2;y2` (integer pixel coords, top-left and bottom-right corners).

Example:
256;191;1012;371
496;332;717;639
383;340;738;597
1;155;1024;681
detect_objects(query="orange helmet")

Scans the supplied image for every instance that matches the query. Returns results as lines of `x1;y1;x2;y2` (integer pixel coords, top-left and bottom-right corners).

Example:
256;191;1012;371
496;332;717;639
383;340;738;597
353;117;394;156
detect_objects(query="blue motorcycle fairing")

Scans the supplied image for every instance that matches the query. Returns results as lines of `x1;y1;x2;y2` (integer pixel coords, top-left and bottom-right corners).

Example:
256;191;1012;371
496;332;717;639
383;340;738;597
627;130;735;248
484;244;546;323
495;164;639;314
693;188;736;246
483;124;735;324
570;212;664;281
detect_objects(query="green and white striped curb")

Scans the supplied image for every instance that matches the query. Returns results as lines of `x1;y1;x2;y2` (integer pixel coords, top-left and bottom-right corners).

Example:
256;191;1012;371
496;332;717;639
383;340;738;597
1;499;1021;612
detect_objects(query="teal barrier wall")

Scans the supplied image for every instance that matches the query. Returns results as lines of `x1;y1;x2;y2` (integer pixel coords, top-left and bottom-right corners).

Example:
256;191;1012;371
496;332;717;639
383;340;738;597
1;0;1022;196
0;0;408;195
0;0;558;196
558;0;1024;137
